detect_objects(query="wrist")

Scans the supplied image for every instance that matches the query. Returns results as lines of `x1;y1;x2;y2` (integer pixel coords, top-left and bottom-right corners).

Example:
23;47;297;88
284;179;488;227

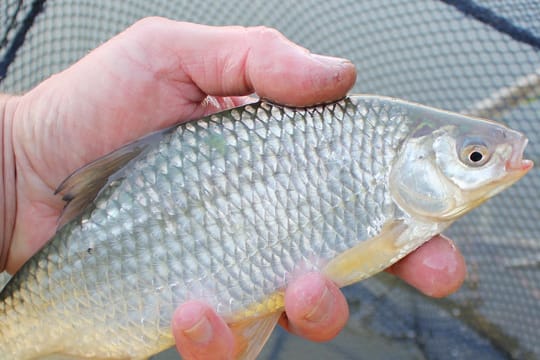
0;94;18;273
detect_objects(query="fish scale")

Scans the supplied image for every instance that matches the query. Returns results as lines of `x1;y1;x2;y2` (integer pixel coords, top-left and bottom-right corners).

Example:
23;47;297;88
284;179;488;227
0;95;530;359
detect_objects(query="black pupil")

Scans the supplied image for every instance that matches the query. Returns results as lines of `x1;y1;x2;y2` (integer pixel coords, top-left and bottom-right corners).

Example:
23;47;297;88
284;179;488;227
469;151;483;162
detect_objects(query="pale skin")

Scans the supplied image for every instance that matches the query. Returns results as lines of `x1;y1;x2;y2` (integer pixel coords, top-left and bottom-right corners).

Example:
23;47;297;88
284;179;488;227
0;18;466;359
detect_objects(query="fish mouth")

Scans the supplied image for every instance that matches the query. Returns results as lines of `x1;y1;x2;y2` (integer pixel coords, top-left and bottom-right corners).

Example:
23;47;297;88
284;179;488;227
506;136;534;173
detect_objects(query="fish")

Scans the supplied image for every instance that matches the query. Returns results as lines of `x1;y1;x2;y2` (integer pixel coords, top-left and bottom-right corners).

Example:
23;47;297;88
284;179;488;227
0;95;532;359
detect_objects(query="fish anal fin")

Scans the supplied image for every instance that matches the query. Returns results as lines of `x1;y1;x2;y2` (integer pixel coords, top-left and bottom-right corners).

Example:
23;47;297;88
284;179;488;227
54;141;147;228
229;312;281;360
323;220;410;287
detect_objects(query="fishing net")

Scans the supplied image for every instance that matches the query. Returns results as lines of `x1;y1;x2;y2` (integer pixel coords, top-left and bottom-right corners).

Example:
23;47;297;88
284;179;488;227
1;1;539;359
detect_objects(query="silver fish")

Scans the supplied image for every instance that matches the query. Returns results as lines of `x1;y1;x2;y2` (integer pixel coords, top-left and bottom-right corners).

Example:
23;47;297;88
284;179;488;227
0;95;532;359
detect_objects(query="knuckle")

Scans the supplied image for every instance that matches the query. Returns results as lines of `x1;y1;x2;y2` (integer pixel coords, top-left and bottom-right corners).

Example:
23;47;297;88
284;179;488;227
128;16;173;36
247;26;285;43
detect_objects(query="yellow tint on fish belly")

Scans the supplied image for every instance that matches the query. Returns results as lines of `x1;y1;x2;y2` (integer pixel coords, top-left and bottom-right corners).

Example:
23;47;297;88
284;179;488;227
323;220;410;287
230;292;285;321
224;220;428;359
230;221;412;324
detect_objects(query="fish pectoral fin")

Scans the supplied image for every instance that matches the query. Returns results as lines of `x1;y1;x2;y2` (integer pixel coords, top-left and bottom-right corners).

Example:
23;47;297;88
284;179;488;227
229;312;281;360
323;220;409;287
54;127;175;228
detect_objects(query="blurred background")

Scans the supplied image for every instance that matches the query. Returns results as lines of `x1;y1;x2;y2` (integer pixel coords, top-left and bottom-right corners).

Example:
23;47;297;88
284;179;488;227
1;1;539;359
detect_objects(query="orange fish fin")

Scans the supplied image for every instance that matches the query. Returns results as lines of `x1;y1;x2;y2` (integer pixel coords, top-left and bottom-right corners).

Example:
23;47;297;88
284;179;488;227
229;312;281;360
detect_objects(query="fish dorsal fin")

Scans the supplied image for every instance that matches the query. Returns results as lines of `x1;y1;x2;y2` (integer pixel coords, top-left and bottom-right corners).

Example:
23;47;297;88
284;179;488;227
230;312;281;360
54;127;173;228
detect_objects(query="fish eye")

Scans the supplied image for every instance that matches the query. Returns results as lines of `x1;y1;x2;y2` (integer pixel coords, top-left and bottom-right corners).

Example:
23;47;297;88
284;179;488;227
459;142;491;167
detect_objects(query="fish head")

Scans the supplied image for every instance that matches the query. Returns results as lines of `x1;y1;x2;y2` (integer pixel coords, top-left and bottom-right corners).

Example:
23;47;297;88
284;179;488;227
389;105;533;222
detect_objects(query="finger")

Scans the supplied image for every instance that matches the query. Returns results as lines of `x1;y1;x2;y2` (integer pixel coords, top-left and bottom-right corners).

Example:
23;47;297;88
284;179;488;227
173;301;234;360
281;272;348;342
163;23;357;106
386;235;467;298
119;18;357;106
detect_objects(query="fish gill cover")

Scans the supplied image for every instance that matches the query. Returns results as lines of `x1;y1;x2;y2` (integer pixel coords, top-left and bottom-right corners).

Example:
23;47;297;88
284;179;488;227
1;1;539;359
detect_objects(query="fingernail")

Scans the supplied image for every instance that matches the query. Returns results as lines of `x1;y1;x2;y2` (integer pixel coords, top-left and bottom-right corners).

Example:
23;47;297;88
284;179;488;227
304;286;332;323
310;54;354;68
422;238;458;274
182;315;213;344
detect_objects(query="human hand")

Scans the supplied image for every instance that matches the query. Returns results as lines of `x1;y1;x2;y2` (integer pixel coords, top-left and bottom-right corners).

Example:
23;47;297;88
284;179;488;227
0;18;465;359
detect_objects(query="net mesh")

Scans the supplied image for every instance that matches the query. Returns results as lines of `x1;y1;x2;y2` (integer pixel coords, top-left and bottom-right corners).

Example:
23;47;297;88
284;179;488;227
1;1;539;359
